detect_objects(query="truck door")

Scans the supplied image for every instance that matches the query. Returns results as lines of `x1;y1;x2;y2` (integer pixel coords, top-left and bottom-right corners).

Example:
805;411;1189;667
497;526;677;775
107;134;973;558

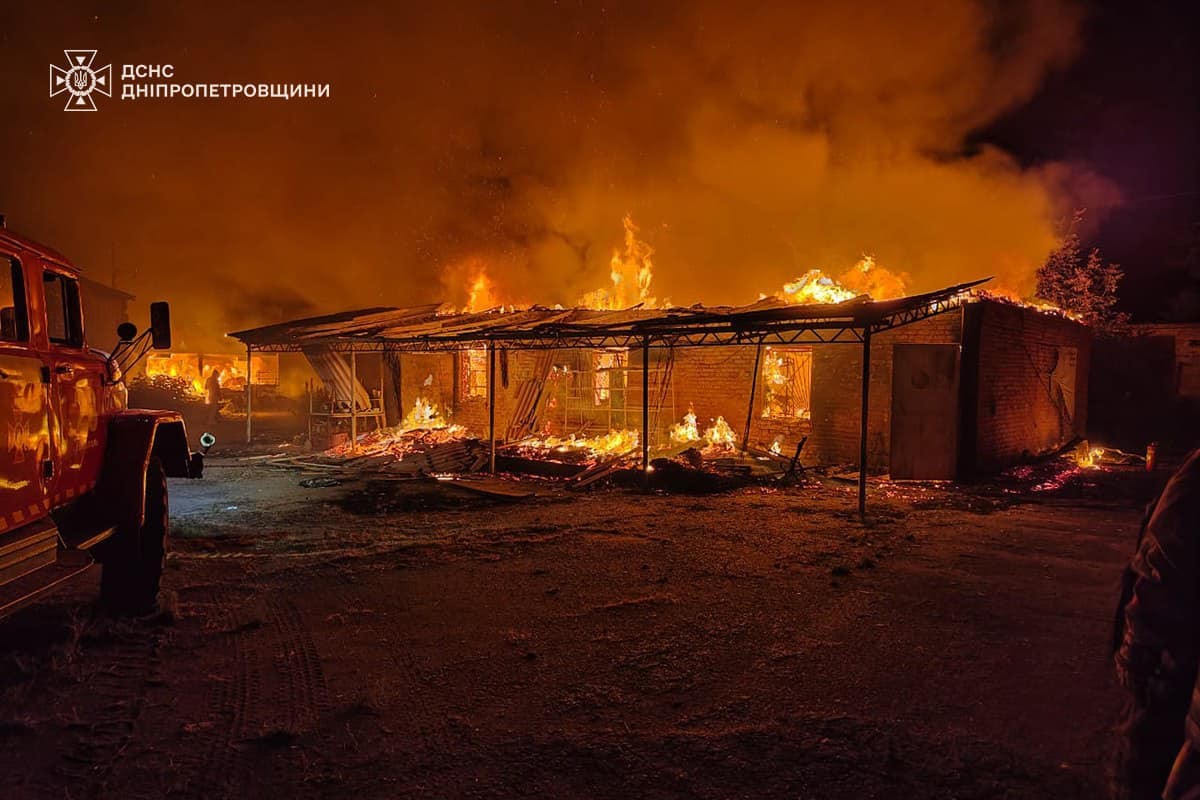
0;255;54;531
41;268;106;504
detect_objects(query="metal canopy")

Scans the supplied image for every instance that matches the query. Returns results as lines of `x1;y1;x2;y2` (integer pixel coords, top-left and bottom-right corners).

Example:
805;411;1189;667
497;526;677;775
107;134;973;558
231;276;990;515
227;277;988;353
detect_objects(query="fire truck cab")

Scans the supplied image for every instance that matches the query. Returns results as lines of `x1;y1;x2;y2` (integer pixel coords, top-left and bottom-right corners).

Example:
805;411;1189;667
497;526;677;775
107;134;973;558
0;221;197;617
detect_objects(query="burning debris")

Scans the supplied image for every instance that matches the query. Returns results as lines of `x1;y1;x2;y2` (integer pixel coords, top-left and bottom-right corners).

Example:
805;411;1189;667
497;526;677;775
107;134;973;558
1073;441;1147;469
668;407;737;455
510;429;640;462
324;396;469;462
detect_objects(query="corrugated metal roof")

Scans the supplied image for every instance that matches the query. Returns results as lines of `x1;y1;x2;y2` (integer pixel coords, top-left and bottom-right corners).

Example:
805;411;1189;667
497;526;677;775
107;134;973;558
227;277;990;351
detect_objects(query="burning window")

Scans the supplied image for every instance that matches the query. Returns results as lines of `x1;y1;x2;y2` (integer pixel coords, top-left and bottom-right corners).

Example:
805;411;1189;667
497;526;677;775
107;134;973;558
761;346;812;420
592;349;627;405
462;347;488;399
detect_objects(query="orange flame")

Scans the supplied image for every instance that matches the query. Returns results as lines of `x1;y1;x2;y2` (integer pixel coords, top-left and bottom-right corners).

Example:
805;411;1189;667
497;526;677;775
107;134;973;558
580;215;659;310
668;408;738;454
465;270;499;313
145;353;246;396
517;429;640;459
779;256;908;304
669;407;700;444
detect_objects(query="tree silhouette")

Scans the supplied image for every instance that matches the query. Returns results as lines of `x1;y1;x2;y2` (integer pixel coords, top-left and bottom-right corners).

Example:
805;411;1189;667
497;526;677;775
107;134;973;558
1036;211;1128;333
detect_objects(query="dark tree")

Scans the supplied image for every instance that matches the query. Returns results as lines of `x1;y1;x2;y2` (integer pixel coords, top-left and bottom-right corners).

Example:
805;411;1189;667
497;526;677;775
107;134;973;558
1036;211;1129;333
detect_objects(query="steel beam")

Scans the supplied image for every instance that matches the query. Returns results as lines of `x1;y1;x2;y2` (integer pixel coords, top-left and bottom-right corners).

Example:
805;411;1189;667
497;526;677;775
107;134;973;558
858;329;871;516
488;342;497;474
245;343;253;444
642;338;650;485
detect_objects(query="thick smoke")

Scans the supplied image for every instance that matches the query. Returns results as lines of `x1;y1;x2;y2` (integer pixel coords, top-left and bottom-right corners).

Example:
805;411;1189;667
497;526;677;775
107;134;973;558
0;0;1118;348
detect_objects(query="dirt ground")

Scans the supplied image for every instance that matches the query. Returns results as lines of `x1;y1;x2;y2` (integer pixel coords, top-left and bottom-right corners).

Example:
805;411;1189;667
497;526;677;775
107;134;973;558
0;456;1164;799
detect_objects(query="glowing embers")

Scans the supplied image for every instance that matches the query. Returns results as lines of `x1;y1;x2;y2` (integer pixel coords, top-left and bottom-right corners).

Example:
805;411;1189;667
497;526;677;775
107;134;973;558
761;346;812;421
1073;441;1146;470
966;289;1080;321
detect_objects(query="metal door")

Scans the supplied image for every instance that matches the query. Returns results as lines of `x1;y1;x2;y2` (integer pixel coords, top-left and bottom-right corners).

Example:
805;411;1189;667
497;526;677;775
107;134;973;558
890;344;960;480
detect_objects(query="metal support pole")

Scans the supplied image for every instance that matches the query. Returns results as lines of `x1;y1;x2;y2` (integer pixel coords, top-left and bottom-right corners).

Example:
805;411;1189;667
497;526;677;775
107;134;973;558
488;342;498;474
350;351;359;453
642;338;650;484
742;342;763;453
858;329;872;516
245;344;253;444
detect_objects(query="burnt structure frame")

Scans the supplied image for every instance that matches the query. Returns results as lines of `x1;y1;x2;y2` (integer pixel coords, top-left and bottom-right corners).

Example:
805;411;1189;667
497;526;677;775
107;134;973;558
229;278;988;513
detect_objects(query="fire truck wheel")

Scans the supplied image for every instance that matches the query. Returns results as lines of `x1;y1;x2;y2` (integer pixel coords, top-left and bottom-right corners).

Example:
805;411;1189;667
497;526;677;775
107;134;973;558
100;457;168;615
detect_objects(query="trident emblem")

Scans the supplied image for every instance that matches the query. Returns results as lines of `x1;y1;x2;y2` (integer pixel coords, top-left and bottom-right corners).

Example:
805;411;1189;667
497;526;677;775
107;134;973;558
49;50;112;111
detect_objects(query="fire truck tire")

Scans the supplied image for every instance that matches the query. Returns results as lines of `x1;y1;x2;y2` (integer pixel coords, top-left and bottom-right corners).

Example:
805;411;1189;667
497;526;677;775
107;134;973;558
100;457;168;615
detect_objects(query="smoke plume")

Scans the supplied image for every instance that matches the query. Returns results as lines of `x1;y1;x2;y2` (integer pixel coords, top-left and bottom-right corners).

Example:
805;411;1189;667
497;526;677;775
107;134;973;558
0;0;1119;347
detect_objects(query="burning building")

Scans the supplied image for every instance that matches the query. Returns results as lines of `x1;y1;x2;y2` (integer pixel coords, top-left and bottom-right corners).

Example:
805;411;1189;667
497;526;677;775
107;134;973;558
228;279;1090;508
143;352;279;398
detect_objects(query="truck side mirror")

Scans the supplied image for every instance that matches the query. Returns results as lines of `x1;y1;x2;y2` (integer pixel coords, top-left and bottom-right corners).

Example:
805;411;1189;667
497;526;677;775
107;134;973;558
116;322;138;342
149;302;171;350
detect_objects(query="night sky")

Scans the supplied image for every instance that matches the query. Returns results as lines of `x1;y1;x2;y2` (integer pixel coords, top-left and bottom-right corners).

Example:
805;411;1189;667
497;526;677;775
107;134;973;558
984;0;1199;319
0;1;1195;349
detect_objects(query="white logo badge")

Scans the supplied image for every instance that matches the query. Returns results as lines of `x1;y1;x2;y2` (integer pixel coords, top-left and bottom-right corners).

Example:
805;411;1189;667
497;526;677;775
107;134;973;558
49;50;112;111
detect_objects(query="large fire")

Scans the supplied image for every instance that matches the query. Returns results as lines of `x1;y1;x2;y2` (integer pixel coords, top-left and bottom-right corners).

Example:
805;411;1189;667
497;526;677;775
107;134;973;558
465;271;499;313
580;215;659;310
144;353;250;396
402;397;457;431
779;256;908;305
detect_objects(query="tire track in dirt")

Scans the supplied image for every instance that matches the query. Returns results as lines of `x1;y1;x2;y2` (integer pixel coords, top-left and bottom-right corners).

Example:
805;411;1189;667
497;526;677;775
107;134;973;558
48;621;163;799
168;590;261;799
167;589;333;799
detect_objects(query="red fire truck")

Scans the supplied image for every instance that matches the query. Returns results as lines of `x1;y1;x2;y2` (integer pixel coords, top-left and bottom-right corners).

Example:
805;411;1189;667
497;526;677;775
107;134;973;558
0;219;199;617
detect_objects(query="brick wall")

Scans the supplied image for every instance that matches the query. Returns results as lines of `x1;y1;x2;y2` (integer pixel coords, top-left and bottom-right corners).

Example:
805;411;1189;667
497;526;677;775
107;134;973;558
452;349;545;435
395;352;457;424
668;346;811;451
806;312;964;470
1131;323;1200;397
386;300;1087;474
971;301;1091;470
